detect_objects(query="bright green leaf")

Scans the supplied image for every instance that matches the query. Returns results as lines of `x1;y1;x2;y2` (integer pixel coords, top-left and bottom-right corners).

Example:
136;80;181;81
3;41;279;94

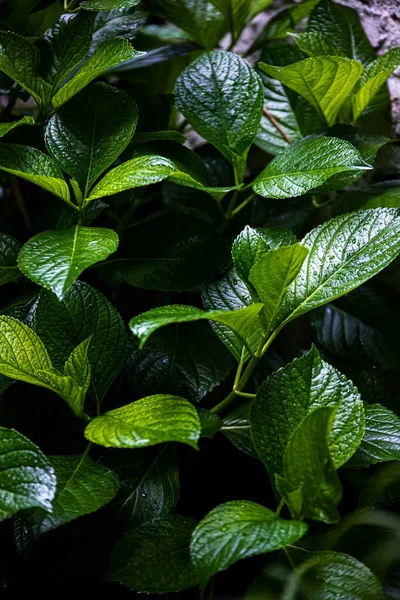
84;394;201;449
0;232;21;286
0;116;34;138
253;136;371;199
107;516;198;593
18;225;119;300
81;0;141;9
349;404;400;468
25;454;119;536
0;427;56;521
190;501;307;589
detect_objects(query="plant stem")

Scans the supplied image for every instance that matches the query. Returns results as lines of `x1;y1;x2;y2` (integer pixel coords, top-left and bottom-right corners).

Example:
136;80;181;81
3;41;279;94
263;106;292;145
283;547;296;571
275;498;284;516
230;192;255;218
65;0;79;10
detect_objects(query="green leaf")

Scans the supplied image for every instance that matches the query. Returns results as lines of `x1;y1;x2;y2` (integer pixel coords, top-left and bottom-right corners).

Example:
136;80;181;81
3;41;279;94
249;244;308;331
63;337;91;391
251;346;363;480
108;516;198;593
18;225;119;300
90;7;146;50
275;407;342;523
0;232;21;286
25;454;119;536
0;143;71;204
0;427;56;520
252;136;371;199
232;224;297;289
209;0;249;40
198;409;222;438
202;268;262;361
191;501;307;589
276;208;400;328
84;394;201;449
151;0;226;49
81;0;141;9
0;31;44;103
283;551;383;600
292;31;342;57
39;12;93;94
52;39;144;109
352;48;400;123
127;322;233;403
111;447;179;526
349;404;400;468
17;2;63;39
0;116;35;138
129;303;263;351
100;213;229;292
221;401;258;457
175;51;264;178
35;281;126;401
46;83;138;197
259;57;363;126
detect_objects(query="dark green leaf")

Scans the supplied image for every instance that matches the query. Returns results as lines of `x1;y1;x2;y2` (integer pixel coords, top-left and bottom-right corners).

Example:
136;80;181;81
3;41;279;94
221;401;257;457
0;232;21;286
91;7;146;50
0;31;44;103
0;116;34;138
82;0;141;9
349;404;400;468
198;409;222;438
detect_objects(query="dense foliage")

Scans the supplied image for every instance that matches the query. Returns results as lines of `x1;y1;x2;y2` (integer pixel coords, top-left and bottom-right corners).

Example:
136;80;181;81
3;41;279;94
0;0;400;597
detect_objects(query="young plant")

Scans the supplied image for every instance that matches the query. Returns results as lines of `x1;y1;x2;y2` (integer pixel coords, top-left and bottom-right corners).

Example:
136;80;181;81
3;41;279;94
0;0;400;597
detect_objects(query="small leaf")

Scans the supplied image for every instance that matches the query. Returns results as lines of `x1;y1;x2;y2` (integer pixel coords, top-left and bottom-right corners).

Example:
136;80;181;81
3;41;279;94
25;454;119;536
151;0;226;49
277;208;400;328
0;116;35;138
253;136;371;199
259;57;363;126
81;0;141;9
84;394;201;449
175;50;264;178
46;83;138;196
190;501;307;589
284;551;383;600
108;516;198;593
129;303;263;350
127;323;233;403
18;225;119;300
0;31;44;103
52;39;144;109
349;404;400;468
90;6;146;50
0;427;56;521
0;143;71;204
222;401;258;457
35;281;126;401
0;232;21;286
276;408;342;523
251;346;363;482
249;243;308;331
198;409;222;438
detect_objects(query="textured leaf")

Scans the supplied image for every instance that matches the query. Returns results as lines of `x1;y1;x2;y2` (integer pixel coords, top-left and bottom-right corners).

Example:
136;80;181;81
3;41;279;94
275;407;342;523
259;57;363;126
175;51;264;178
0;232;21;286
251;346;364;480
249;244;308;331
127;323;233;403
102;213;229;292
151;0;226;49
284;551;383;600
84;394;201;449
222;401;257;457
18;225;119;300
108;516;198;593
349;405;400;468
0;427;56;521
253;136;371;199
0;116;34;138
190;501;307;588
202;268;262;361
82;0;141;9
209;0;249;40
129;303;263;351
198;409;222;438
0;143;71;204
352;47;400;123
25;454;118;536
35;281;126;401
91;7;146;50
39;11;93;93
52;39;144;109
111;447;179;526
46;83;137;197
276;208;400;328
0;31;43;103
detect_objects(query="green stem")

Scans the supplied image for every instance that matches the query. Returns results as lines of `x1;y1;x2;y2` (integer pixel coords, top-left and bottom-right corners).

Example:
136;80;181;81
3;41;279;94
230;192;255;218
283;547;296;571
275;498;284;516
65;0;79;9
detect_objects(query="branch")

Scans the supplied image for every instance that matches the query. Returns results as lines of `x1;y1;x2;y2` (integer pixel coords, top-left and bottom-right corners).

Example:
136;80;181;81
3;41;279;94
263;106;293;145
